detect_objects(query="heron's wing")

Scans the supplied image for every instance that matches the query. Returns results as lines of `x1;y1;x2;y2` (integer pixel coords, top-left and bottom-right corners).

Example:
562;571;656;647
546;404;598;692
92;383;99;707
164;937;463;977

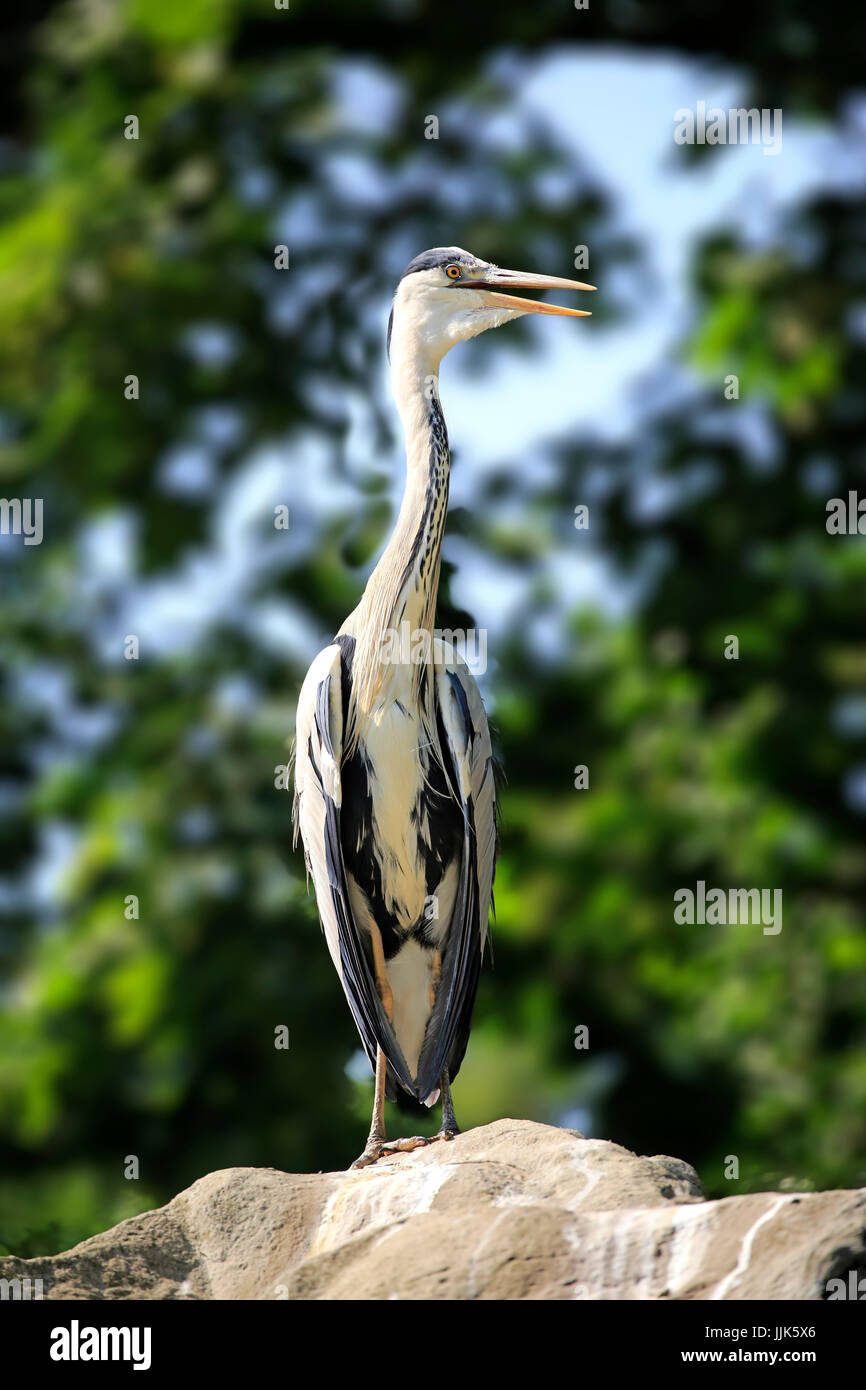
415;649;497;1099
293;643;414;1092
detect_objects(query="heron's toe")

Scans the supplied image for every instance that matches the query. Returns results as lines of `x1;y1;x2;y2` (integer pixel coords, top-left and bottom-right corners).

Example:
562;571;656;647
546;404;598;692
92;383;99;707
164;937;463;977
433;1126;459;1143
383;1134;430;1155
350;1145;384;1170
350;1135;430;1169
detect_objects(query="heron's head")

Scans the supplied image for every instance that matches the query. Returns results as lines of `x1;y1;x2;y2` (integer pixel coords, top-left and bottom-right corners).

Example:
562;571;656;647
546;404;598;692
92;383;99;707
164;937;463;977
387;246;594;368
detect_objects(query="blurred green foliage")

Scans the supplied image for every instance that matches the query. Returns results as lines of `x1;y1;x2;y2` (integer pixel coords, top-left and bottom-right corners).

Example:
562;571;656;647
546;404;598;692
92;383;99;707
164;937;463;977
1;0;865;1255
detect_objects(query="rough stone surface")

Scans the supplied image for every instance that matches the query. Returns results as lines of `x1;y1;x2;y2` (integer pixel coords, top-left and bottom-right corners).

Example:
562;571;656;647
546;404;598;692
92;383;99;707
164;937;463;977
2;1120;864;1300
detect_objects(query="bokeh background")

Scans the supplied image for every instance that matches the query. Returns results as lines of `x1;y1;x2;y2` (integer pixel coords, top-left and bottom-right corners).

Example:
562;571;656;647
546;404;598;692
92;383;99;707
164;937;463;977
1;0;865;1256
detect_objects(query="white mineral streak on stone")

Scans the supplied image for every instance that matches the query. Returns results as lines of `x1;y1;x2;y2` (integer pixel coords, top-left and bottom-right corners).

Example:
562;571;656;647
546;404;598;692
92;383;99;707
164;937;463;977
569;1148;603;1208
710;1194;794;1300
309;1161;454;1256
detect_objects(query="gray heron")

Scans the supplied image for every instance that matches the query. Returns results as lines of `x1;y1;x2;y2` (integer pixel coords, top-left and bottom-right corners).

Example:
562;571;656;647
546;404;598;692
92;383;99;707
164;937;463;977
293;247;594;1167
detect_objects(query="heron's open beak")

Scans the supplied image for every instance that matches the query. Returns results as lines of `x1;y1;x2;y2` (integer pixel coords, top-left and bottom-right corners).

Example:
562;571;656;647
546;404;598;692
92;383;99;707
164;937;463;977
460;268;595;317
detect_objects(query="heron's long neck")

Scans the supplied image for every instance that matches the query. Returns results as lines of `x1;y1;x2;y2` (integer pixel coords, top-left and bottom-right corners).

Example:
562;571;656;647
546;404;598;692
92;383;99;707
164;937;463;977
348;341;450;729
364;350;449;641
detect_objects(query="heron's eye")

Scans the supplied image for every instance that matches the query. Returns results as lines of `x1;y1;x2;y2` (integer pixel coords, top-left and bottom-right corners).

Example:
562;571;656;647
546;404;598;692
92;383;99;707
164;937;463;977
445;264;462;279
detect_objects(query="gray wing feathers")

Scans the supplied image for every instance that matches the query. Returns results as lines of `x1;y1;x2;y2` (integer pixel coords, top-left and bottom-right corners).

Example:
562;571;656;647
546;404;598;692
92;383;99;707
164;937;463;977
414;652;497;1099
293;644;414;1092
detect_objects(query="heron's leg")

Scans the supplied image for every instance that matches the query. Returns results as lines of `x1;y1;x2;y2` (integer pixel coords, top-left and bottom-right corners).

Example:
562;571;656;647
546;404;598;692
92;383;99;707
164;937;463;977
435;1065;460;1141
350;1046;387;1168
369;1046;388;1145
351;1047;431;1169
428;949;442;1012
368;921;393;1020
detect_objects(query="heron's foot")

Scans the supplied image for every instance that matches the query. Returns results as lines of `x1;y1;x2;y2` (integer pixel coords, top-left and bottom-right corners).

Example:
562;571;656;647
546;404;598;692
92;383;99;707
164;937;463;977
350;1135;430;1169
